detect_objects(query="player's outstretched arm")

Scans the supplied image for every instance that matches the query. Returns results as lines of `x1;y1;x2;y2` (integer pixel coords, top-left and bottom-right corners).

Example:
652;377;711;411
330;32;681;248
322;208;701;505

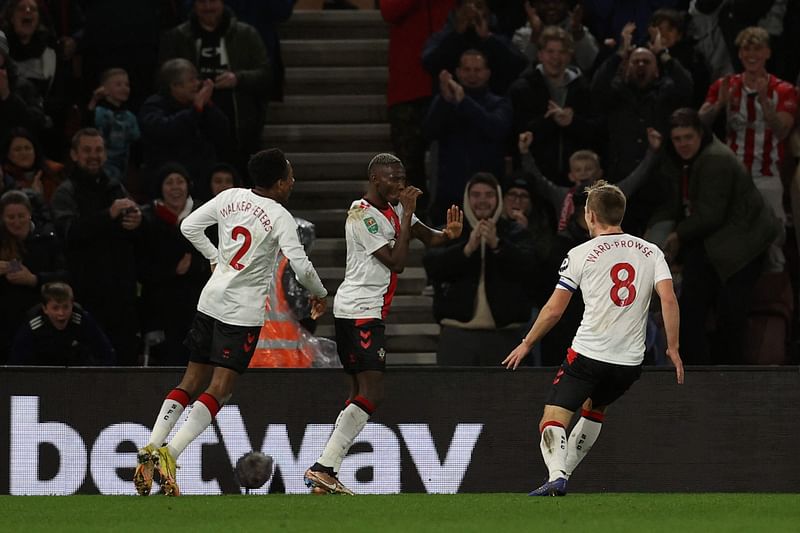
656;279;684;384
503;288;572;370
412;205;463;247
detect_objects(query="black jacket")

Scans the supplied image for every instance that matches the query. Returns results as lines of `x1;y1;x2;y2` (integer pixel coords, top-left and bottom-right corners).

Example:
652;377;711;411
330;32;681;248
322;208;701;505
424;217;541;327
9;303;115;366
0;222;68;362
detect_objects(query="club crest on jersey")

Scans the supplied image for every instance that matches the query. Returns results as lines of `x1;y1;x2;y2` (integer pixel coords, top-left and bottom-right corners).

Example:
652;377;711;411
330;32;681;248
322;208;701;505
364;217;379;234
559;257;569;273
377;347;386;361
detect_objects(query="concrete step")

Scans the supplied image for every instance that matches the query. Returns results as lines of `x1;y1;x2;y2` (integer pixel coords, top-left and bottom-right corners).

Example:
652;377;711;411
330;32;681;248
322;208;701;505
294;209;347;237
289;152;374;180
282;39;388;68
316;322;440;352
318;266;427;295
263;123;391;153
284;66;387;95
290;180;366;209
309;238;425;267
269;95;387;125
280;10;388;40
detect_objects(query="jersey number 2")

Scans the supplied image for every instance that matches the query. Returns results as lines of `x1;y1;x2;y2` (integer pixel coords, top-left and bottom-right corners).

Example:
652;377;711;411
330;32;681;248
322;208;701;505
229;226;252;271
609;262;636;307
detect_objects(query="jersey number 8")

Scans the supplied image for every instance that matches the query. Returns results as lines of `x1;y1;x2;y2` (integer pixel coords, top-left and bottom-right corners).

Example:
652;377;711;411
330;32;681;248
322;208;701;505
609;262;636;307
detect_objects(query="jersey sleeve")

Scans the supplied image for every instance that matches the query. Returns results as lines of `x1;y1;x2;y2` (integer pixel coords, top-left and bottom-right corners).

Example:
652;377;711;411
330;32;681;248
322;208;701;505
180;196;220;263
556;250;581;292
349;210;391;256
275;209;328;298
653;249;672;284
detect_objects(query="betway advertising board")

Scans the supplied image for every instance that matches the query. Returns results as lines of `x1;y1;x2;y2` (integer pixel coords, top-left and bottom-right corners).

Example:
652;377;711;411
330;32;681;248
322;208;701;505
1;368;797;494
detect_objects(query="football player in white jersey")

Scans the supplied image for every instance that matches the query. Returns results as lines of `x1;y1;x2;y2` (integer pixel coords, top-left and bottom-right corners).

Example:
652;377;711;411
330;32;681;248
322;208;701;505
503;180;684;496
303;153;463;495
133;148;328;496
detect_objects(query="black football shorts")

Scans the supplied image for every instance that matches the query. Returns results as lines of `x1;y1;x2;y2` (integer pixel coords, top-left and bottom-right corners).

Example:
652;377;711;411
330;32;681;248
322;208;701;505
185;312;261;373
334;317;386;374
544;348;642;411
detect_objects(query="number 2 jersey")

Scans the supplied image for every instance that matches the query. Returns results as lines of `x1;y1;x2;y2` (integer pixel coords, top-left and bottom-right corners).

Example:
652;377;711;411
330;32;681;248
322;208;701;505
556;233;671;366
334;199;419;320
181;187;327;327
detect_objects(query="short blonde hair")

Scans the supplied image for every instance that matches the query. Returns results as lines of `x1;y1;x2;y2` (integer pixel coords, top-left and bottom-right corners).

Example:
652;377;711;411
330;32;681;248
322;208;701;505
585;180;626;226
735;27;770;49
539;26;575;54
569;149;601;167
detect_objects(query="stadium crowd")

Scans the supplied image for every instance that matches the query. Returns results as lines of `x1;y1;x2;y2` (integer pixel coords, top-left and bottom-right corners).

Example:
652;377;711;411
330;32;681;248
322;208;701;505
1;0;799;367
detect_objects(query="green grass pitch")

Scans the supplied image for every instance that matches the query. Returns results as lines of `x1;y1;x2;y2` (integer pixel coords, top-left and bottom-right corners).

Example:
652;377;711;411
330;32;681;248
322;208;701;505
3;494;799;532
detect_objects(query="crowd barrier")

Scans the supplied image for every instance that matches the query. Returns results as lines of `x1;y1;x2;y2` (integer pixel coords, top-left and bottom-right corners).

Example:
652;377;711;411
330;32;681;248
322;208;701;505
1;367;797;494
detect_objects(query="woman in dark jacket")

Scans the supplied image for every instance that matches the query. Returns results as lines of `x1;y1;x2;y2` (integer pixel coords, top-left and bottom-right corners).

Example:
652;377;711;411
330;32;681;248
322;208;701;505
0;189;67;362
138;163;210;366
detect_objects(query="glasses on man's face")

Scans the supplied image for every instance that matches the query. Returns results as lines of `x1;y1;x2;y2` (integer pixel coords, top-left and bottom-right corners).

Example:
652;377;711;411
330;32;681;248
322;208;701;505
506;191;530;200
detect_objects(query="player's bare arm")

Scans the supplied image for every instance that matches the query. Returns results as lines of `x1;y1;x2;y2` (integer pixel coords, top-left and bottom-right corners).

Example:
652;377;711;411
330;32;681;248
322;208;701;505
411;205;464;247
655;279;684;384
503;289;573;370
372;186;421;272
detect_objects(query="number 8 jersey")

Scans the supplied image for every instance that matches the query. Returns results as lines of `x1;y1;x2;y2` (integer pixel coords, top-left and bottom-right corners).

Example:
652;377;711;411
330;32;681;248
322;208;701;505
181;188;328;327
556;233;671;366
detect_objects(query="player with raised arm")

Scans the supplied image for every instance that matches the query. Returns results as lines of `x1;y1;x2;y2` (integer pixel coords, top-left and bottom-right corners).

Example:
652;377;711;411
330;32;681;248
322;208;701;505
133;148;328;496
503;180;683;496
303;153;463;495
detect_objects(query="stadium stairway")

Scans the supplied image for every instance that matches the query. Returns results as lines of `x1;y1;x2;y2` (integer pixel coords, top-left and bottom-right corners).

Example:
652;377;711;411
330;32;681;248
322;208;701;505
269;10;438;365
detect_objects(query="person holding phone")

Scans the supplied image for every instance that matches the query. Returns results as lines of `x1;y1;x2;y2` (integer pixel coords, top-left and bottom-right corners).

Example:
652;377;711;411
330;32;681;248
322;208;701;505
0;189;67;363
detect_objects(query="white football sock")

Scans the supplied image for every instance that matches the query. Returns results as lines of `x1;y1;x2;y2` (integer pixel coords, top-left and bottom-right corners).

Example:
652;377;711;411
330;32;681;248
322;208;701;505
540;424;567;482
565;416;602;479
318;403;369;470
331;408;347;473
167;399;214;459
148;398;187;448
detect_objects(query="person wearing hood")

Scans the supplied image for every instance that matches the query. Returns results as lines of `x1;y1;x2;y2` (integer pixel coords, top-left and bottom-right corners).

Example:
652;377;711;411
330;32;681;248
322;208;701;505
138;162;210;366
51;128;144;365
159;0;271;176
424;172;542;366
423;48;513;226
650;107;779;365
510;26;599;186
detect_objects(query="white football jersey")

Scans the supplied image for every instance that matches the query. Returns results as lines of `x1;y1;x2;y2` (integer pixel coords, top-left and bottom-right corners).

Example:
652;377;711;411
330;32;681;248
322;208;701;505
556;233;671;366
334;199;419;320
181;188;327;327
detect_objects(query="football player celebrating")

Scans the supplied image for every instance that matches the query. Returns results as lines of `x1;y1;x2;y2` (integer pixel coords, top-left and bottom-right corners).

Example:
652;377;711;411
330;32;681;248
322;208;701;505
134;148;328;496
503;180;683;496
303;153;462;495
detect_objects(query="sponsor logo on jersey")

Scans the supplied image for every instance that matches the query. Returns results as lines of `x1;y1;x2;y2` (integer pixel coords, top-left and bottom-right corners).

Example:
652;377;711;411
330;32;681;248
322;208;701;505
364;217;379;234
559;257;569;273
